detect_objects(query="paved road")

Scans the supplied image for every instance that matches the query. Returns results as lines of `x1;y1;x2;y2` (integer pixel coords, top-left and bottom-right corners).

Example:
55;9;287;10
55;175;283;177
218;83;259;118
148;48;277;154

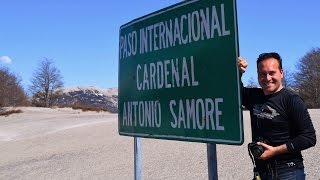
0;107;319;179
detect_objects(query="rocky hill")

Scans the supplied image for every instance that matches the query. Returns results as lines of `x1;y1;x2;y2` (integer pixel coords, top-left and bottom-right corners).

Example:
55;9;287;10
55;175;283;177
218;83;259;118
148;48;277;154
55;86;118;113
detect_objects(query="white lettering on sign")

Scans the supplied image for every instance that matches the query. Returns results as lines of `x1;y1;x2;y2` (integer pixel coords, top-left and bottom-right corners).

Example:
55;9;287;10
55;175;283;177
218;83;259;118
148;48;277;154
119;31;138;59
139;4;230;55
136;56;199;91
169;98;224;131
122;100;161;128
119;3;230;59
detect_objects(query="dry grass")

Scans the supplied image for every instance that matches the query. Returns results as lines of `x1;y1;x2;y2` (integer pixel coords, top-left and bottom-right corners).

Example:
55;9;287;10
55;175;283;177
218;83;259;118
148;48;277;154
71;105;106;112
0;109;23;116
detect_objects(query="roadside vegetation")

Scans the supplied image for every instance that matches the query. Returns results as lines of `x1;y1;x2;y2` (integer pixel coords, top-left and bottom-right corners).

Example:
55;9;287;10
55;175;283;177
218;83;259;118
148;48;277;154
0;67;29;107
29;58;64;108
71;105;107;112
0;109;23;117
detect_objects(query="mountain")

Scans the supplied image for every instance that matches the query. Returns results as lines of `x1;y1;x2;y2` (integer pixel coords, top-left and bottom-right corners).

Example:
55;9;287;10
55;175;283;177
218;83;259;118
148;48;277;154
55;86;118;113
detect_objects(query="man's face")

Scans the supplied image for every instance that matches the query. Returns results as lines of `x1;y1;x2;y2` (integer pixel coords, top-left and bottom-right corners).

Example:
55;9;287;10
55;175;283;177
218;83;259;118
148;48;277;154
257;58;284;95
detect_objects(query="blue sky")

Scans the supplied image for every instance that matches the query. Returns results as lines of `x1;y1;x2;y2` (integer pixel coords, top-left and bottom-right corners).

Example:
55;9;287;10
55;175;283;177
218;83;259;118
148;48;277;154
1;0;319;89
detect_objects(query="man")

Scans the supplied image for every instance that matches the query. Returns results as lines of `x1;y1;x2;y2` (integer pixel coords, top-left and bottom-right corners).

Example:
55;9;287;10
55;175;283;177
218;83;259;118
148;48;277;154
238;52;316;179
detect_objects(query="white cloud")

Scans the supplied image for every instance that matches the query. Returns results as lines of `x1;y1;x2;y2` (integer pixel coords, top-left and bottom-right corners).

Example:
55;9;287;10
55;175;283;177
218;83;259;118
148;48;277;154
0;56;12;64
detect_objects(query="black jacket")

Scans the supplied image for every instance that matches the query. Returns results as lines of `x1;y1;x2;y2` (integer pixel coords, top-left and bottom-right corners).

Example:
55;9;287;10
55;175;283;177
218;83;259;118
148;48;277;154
242;87;316;170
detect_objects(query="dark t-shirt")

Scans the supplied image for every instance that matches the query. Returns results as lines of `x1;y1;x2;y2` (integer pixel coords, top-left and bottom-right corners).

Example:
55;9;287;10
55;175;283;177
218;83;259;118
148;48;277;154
242;86;316;170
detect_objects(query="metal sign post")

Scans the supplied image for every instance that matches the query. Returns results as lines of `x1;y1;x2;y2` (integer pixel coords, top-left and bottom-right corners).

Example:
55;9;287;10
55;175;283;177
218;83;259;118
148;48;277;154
134;137;142;180
207;143;218;180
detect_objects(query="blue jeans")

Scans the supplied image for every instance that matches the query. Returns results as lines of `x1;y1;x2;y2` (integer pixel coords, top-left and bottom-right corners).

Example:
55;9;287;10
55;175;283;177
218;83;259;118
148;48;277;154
263;168;305;180
258;160;305;180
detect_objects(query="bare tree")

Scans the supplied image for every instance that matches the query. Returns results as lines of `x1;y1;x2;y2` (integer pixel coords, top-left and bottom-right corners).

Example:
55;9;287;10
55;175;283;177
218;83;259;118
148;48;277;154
0;67;29;108
29;58;64;107
246;76;259;88
282;69;295;90
293;48;320;108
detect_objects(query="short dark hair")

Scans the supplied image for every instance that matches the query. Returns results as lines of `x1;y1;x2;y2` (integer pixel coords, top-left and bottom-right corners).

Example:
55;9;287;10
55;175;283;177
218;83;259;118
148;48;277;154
257;52;283;70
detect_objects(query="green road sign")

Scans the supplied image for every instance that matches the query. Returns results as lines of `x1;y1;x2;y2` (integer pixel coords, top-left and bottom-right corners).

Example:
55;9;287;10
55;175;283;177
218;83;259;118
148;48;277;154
118;0;243;145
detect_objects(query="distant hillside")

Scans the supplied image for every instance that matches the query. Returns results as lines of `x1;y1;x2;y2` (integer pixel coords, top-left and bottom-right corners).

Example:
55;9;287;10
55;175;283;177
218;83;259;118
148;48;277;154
54;86;118;113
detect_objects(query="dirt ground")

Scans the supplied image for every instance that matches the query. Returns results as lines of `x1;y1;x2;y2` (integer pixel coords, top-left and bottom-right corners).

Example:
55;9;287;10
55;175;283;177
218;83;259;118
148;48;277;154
0;107;319;179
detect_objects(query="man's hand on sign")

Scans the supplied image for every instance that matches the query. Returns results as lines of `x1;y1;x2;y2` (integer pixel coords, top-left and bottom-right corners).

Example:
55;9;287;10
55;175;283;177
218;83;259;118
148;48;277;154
237;57;248;74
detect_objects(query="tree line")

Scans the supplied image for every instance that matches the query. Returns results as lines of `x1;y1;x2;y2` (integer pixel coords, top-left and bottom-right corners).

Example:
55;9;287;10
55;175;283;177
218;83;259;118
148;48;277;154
0;68;29;107
0;48;320;109
0;58;63;109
